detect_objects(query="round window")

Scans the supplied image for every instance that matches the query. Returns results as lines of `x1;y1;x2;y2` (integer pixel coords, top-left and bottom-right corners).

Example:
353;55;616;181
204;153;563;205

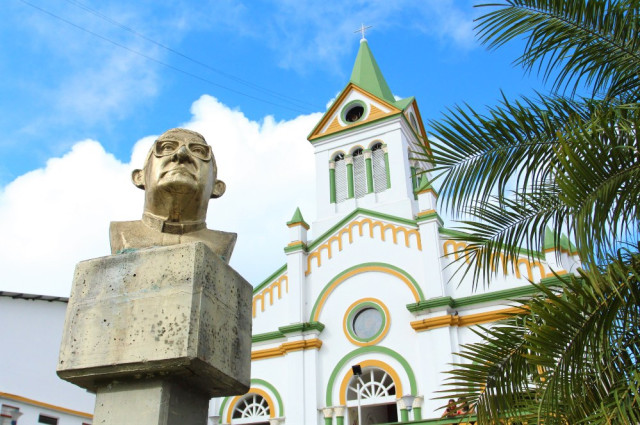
353;307;383;339
343;298;390;346
342;101;367;123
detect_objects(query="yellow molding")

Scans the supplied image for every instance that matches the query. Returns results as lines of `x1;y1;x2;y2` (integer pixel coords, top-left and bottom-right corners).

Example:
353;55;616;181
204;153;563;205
306;217;421;276
416;188;437;197
410;307;525;332
251;338;323;360
252;275;288;318
287;240;303;247
0;392;93;419
309;83;401;140
416;209;437;217
287;222;310;230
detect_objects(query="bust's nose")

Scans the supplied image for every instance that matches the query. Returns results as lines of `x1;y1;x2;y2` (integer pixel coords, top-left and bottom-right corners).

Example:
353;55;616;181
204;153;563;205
174;145;191;162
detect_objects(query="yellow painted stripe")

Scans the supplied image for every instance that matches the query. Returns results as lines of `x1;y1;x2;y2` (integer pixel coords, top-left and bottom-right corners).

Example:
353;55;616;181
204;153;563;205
410;307;527;331
0;392;92;419
251;338;323;361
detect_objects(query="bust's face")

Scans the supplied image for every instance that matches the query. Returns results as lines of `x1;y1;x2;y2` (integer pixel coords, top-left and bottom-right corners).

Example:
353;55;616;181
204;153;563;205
144;129;215;197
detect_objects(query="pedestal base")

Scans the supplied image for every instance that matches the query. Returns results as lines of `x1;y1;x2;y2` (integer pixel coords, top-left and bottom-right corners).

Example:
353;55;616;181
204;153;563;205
93;379;209;425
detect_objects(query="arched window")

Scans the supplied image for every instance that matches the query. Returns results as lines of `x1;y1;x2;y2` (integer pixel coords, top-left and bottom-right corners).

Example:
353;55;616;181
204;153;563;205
232;393;270;424
333;152;348;203
352;148;367;199
371;143;388;192
347;367;397;401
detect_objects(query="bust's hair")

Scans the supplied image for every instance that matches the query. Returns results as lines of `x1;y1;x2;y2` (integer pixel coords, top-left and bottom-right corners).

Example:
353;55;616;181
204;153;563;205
142;128;216;171
160;128;205;141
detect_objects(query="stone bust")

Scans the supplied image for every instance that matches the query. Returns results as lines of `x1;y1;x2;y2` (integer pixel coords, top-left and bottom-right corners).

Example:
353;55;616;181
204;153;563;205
109;128;236;262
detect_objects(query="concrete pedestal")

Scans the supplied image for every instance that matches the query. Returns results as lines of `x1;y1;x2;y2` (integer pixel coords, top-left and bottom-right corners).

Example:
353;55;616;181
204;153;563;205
58;242;252;424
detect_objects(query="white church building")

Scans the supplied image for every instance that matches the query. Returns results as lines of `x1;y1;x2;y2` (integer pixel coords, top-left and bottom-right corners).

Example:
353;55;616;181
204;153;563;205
210;39;578;425
1;39;578;425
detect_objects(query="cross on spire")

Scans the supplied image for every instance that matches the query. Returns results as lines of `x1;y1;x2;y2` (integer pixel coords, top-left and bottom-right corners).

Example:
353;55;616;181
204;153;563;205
354;23;372;41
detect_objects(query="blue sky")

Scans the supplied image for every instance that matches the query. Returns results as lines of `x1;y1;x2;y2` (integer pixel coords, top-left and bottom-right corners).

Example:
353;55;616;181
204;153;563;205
0;0;549;296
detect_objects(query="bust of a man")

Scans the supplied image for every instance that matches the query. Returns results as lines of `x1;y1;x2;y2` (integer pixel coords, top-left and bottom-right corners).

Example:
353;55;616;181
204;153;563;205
109;128;236;262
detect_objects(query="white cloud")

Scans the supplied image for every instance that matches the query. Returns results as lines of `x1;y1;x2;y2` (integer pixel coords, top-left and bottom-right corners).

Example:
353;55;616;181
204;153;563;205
0;95;320;297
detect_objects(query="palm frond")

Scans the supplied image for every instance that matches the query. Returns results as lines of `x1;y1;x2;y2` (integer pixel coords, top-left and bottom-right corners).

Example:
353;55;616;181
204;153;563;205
475;0;640;98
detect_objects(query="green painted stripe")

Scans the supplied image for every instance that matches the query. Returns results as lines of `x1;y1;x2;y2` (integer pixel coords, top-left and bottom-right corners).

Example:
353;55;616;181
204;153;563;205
365;155;374;193
284;242;307;254
325;346;418;406
311;262;424;322
253;264;287;294
384;151;391;189
218;396;230;418
252;331;285;343
278;321;325;335
329;167;336;203
416;211;443;225
406;281;565;313
346;162;354;199
250;378;285;416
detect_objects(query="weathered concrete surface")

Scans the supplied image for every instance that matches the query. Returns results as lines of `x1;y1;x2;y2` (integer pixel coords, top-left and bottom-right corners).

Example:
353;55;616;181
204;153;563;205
57;241;252;397
93;379;209;425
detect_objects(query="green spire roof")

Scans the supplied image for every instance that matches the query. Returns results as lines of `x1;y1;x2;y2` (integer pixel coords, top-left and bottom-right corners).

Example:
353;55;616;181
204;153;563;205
349;40;395;104
287;207;309;229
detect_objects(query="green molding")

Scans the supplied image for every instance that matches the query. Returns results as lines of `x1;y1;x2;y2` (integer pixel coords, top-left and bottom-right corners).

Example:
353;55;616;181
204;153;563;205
284;242;308;253
329;167;336;203
250;378;285;417
325;346;418;406
253;264;287;294
406;282;564;313
365;155;374;193
306;208;419;252
279;321;326;335
311;262;424;322
346;161;354;198
406;296;454;313
384;151;391;189
252;331;285;343
345;301;387;343
416;211;443;225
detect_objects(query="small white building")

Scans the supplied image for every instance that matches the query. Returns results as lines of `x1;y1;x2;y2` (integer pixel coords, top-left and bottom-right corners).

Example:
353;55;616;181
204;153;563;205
0;292;93;425
0;40;578;425
210;39;578;425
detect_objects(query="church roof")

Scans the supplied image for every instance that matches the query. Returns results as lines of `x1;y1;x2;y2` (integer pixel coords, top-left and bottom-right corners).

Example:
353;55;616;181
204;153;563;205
287;207;309;229
349;40;396;104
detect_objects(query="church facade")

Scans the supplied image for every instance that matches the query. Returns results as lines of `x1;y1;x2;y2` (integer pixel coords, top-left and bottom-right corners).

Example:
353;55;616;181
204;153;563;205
212;39;579;425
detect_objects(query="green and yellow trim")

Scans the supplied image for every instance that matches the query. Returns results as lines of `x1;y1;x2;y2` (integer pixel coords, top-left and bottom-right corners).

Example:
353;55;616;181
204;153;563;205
225;387;276;423
310;263;424;322
343;298;390;346
251;338;322;361
338;359;402;405
0;392;92;419
410;306;527;332
325;346;417;406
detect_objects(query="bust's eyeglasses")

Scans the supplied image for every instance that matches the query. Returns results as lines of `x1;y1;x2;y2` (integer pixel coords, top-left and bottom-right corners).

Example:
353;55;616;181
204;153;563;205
153;139;212;161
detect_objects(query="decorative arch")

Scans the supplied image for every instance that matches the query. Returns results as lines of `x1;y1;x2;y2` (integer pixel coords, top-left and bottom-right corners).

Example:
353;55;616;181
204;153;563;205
226;388;275;423
325;346;418;406
219;378;284;421
309;262;424;322
338;359;402;405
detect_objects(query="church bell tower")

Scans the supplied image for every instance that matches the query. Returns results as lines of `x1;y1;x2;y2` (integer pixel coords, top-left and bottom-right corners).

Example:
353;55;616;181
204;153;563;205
307;36;433;235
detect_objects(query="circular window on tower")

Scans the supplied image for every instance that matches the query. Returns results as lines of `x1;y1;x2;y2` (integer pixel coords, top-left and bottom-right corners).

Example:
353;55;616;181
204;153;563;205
343;298;390;346
341;100;367;124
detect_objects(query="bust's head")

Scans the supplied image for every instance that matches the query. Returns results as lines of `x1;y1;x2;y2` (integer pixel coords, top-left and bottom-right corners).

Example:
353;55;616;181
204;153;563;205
132;128;225;223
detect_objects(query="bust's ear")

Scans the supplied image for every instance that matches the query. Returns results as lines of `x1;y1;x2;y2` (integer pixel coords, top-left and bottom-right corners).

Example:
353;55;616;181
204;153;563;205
211;180;226;198
131;169;145;190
